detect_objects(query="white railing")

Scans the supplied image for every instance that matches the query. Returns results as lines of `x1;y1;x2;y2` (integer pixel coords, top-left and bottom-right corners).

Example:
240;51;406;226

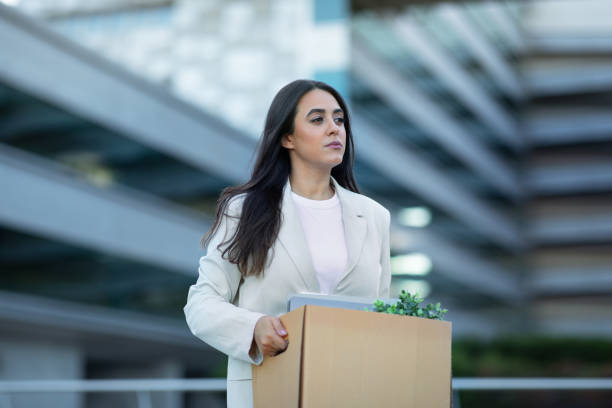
453;377;612;390
0;378;226;393
0;379;225;408
0;378;611;408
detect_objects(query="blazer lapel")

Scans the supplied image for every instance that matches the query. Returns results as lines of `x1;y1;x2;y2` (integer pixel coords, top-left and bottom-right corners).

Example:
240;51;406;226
276;178;320;292
331;176;368;287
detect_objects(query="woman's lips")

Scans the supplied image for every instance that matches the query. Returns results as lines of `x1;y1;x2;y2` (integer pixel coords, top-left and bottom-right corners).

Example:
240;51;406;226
326;142;343;149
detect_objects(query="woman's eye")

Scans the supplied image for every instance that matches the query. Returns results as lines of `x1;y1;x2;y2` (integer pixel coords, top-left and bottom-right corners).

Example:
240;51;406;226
310;117;344;124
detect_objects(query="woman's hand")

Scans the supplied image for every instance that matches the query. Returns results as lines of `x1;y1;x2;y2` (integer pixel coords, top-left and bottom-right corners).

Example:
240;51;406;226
252;316;289;358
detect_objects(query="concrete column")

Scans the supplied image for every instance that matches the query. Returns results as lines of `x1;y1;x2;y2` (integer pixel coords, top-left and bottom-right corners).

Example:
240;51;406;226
0;339;84;408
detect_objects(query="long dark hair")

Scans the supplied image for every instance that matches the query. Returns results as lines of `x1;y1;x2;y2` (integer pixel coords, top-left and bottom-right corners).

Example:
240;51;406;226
201;79;360;278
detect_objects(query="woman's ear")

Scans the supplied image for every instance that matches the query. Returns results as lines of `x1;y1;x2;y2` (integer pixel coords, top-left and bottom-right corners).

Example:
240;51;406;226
281;133;294;150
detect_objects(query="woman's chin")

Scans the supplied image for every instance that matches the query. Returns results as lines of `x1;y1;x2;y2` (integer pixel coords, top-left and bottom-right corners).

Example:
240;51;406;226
329;152;344;164
326;155;344;166
329;160;344;169
309;154;344;170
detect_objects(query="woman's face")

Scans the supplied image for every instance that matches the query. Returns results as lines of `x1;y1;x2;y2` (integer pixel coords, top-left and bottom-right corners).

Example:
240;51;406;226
282;88;346;171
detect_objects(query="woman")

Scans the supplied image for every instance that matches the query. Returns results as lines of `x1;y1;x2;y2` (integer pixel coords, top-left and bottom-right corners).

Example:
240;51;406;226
184;79;391;407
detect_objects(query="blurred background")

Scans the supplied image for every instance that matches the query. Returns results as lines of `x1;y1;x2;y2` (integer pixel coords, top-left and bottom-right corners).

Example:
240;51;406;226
0;0;611;407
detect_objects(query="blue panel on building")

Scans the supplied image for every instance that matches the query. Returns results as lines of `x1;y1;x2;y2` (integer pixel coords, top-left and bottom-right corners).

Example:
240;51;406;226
314;0;348;22
314;70;349;102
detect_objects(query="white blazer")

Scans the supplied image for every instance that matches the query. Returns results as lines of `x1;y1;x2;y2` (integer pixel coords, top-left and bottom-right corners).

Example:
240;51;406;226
184;176;391;407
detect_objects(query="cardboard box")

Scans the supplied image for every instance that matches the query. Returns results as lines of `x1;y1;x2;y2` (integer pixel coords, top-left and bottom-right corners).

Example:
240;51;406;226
252;304;452;408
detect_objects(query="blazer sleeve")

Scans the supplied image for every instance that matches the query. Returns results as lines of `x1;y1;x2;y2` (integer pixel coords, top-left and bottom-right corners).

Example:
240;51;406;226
183;198;266;365
378;207;392;298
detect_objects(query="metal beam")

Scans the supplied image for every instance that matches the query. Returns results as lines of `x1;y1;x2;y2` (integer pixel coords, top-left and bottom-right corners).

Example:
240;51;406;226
534;319;612;337
529;267;612;295
527;162;612;195
531;297;612;337
352;40;523;201
0;290;203;348
481;1;526;55
528;214;612;245
531;300;612;337
0;143;210;274
353;114;523;251
527;35;612;54
436;3;525;101
525;108;612;146
391;13;522;152
0;4;254;183
525;61;612;97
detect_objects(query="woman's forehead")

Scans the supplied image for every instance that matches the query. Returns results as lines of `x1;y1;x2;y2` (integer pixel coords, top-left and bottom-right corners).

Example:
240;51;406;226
298;89;341;113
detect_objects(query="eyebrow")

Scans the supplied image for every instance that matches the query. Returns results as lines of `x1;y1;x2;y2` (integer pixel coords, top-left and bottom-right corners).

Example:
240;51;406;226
305;108;344;117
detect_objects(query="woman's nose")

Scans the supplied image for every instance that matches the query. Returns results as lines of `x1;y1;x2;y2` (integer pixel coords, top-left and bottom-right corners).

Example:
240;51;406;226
327;119;340;134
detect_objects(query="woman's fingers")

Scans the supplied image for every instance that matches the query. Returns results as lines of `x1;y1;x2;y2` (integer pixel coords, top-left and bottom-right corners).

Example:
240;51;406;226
271;317;289;355
271;317;288;338
254;316;289;357
265;318;288;355
271;337;289;356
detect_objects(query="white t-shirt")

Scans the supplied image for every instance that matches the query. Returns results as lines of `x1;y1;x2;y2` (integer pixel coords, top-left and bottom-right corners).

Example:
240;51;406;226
290;188;348;295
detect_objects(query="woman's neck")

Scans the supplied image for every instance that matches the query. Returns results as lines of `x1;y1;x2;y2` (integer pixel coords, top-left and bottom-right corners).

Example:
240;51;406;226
289;168;334;200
